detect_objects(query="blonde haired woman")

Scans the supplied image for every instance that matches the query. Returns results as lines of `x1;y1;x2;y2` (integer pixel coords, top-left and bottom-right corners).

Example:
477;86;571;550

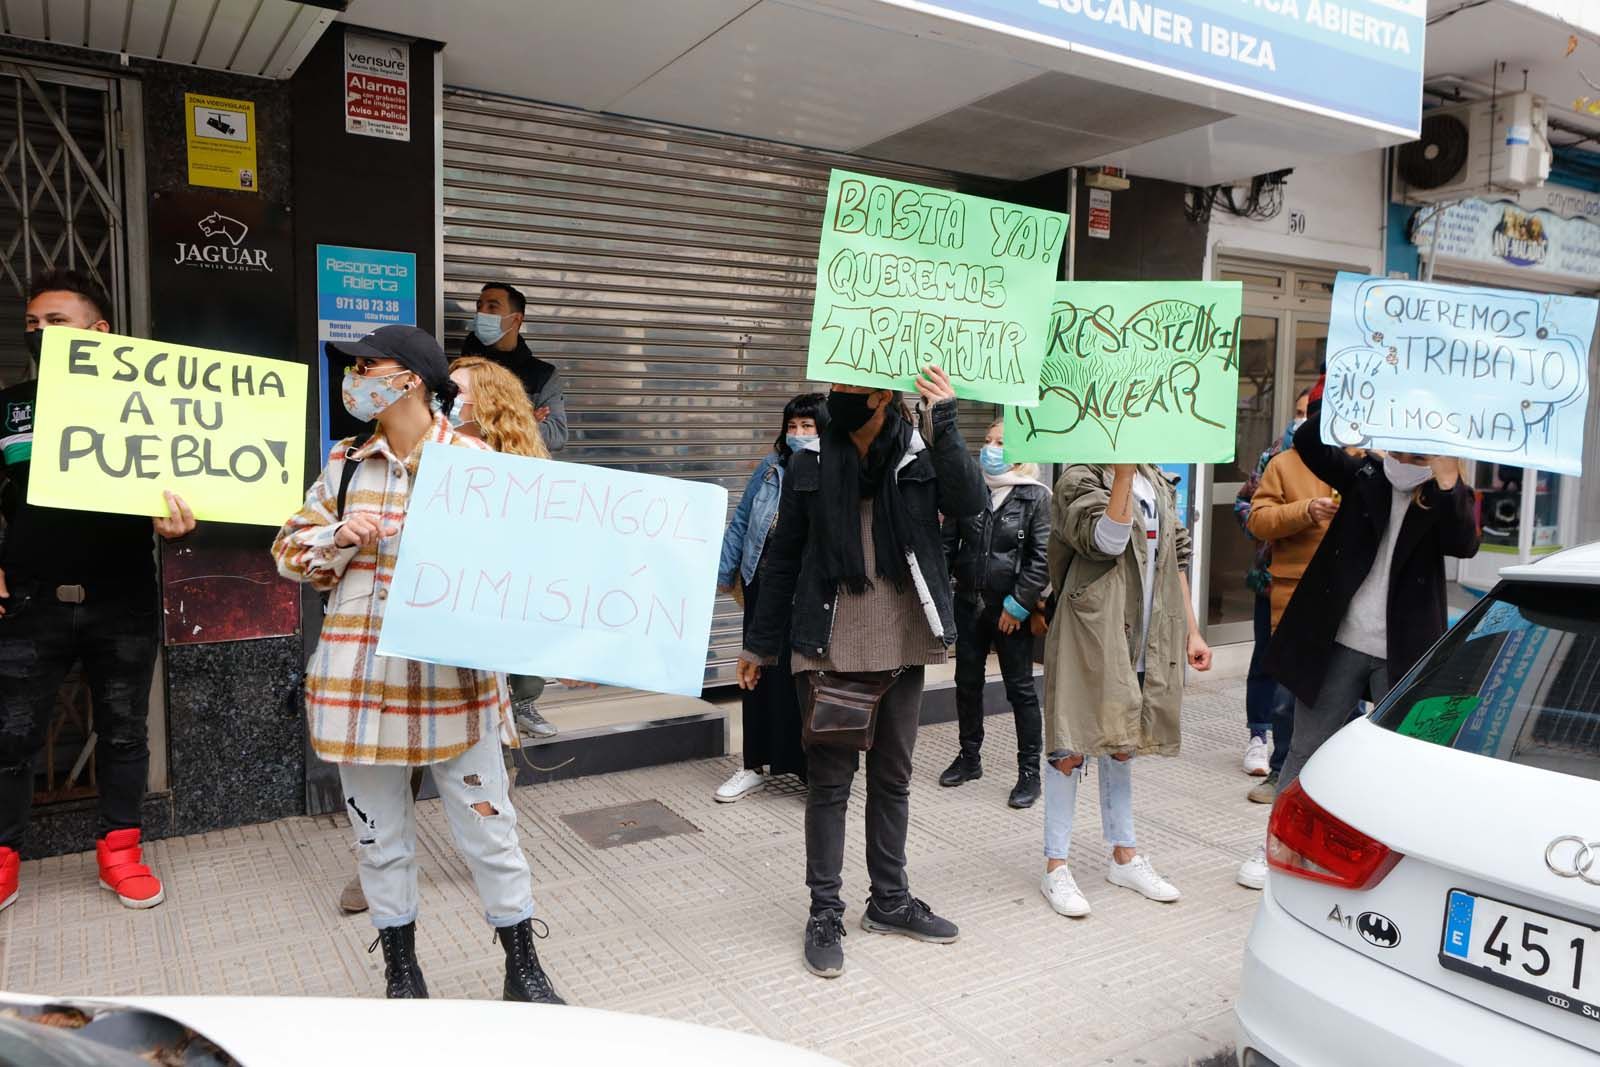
448;355;551;460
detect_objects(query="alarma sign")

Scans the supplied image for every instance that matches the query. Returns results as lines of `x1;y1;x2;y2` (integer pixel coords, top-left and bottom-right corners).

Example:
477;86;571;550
344;31;409;142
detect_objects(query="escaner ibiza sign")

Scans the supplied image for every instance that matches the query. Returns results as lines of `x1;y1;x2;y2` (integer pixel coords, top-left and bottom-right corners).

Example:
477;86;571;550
874;0;1424;134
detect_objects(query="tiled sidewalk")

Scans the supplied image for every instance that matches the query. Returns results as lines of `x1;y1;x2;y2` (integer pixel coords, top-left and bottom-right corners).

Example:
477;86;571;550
0;675;1266;1066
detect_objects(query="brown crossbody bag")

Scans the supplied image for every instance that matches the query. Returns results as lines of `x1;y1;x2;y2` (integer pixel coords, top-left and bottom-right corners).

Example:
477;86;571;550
801;668;904;751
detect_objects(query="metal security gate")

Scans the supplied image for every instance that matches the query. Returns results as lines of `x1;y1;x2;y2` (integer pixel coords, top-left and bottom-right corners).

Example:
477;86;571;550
0;56;159;804
0;60;141;384
441;91;1000;688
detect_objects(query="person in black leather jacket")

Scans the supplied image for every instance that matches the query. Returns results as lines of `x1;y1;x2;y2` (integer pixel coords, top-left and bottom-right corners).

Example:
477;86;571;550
939;418;1051;807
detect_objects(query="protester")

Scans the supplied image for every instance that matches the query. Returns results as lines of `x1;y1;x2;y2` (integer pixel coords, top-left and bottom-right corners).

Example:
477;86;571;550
459;282;568;452
738;365;983;979
274;325;563;1004
714;392;828;803
1234;393;1310;784
0;270;197;916
1234;396;1341;889
939;418;1050;808
332;355;560;917
1039;463;1212;919
1265;403;1479;795
450;355;561;741
1233;390;1315;793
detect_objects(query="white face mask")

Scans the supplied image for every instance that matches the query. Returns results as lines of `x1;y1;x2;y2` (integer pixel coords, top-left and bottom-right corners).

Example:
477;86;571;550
1383;454;1433;491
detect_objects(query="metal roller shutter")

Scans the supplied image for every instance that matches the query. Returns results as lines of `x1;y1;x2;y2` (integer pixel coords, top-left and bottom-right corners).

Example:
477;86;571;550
441;90;1002;689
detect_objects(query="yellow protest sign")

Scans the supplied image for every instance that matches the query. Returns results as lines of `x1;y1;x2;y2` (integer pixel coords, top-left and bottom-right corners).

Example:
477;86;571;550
185;93;258;192
29;328;307;526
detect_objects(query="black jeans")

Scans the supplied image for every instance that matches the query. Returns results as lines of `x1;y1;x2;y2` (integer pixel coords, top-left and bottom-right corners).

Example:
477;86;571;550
954;596;1042;766
0;593;159;850
798;667;923;916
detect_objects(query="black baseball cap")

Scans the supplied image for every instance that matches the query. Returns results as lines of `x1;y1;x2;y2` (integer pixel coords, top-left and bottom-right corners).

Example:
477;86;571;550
327;325;451;391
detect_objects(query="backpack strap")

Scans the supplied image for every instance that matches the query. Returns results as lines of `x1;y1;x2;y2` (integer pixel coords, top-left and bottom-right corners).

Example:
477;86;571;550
334;446;360;520
321;448;361;615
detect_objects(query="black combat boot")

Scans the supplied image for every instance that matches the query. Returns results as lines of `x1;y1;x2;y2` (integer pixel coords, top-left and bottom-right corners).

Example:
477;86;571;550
939;750;983;787
1009;755;1042;809
496;918;565;1004
368;922;428;999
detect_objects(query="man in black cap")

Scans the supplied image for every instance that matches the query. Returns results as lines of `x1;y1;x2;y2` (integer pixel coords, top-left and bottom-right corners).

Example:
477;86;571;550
0;270;196;917
460;283;567;452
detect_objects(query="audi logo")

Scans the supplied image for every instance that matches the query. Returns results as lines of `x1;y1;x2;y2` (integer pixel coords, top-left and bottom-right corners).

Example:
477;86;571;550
1545;836;1600;885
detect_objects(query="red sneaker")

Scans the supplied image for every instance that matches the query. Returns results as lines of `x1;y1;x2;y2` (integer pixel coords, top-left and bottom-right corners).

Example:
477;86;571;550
0;846;17;914
96;829;164;909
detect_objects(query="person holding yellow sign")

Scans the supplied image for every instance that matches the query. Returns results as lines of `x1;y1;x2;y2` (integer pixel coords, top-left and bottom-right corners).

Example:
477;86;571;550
0;270;197;919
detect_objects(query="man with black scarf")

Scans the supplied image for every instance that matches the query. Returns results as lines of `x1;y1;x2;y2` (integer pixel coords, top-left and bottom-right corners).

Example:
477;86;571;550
739;364;984;979
458;282;567;452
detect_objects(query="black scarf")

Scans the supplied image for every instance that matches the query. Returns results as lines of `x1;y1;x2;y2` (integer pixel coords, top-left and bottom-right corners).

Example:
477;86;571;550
817;408;915;595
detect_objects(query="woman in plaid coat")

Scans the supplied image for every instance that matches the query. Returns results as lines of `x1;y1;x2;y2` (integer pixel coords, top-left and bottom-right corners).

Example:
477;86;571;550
273;325;562;1005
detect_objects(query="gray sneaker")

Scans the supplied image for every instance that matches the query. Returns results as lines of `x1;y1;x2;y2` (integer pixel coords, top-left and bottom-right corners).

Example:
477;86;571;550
803;910;846;978
513;698;558;739
860;895;959;943
1248;771;1279;805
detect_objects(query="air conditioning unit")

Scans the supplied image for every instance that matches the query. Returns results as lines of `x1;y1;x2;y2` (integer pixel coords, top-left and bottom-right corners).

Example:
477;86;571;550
1393;91;1551;203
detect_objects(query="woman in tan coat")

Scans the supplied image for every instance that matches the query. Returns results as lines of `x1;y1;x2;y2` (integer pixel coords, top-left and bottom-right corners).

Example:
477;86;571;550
1038;463;1212;918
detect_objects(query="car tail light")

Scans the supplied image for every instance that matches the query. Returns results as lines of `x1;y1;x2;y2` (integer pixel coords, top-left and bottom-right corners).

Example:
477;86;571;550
1267;780;1401;890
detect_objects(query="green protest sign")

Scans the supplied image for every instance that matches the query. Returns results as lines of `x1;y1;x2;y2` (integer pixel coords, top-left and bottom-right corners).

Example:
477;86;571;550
1004;281;1242;463
806;169;1068;405
1396;694;1479;747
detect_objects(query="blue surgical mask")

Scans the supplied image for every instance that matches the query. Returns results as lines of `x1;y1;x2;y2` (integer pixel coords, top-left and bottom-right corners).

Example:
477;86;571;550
785;433;817;453
342;369;413;422
1283;418;1305;450
473;311;510;347
433;394;473;429
980;445;1010;476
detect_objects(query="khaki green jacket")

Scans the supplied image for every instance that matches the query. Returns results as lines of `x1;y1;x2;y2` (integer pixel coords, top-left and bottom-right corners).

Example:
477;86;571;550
1044;464;1191;758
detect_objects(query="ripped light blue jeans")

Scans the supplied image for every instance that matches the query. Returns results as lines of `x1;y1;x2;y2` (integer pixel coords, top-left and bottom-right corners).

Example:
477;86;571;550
1042;754;1136;861
338;730;536;930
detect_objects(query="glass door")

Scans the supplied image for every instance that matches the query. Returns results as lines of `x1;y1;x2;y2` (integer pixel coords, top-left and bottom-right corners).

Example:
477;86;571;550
1202;260;1336;647
1205;313;1279;646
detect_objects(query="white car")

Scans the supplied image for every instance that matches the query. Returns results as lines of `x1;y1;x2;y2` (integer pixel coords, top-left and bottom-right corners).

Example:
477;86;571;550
0;994;843;1066
1236;542;1600;1066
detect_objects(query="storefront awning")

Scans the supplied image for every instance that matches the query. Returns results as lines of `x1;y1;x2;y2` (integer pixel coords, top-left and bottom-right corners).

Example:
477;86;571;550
0;0;341;79
343;0;1425;184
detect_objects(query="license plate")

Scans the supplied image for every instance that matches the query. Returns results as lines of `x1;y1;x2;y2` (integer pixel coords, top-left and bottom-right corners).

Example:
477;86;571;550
1440;888;1600;1020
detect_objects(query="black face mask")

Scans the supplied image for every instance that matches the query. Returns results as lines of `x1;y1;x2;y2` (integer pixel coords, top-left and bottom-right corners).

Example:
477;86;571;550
23;330;42;362
827;391;877;434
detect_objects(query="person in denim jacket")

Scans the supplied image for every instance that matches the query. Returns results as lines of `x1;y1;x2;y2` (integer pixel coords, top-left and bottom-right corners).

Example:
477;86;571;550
713;392;828;803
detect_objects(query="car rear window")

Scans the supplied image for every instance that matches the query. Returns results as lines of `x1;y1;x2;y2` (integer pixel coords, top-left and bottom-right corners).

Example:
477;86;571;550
1371;580;1600;781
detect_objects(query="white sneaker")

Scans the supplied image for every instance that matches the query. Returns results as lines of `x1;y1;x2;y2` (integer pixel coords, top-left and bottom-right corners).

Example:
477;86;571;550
1107;854;1181;903
1237;846;1267;891
1243;736;1270;776
715;768;767;803
1041;866;1091;918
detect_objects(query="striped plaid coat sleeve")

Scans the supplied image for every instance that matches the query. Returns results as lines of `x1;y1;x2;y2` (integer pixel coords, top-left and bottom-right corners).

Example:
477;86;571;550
273;421;511;767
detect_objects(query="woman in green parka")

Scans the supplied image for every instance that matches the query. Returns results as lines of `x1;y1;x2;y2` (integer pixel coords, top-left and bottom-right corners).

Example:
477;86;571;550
1038;463;1212;919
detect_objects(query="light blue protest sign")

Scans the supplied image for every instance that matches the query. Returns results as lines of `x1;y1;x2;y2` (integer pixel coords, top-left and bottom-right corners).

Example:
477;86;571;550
376;444;727;697
1322;273;1596;475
